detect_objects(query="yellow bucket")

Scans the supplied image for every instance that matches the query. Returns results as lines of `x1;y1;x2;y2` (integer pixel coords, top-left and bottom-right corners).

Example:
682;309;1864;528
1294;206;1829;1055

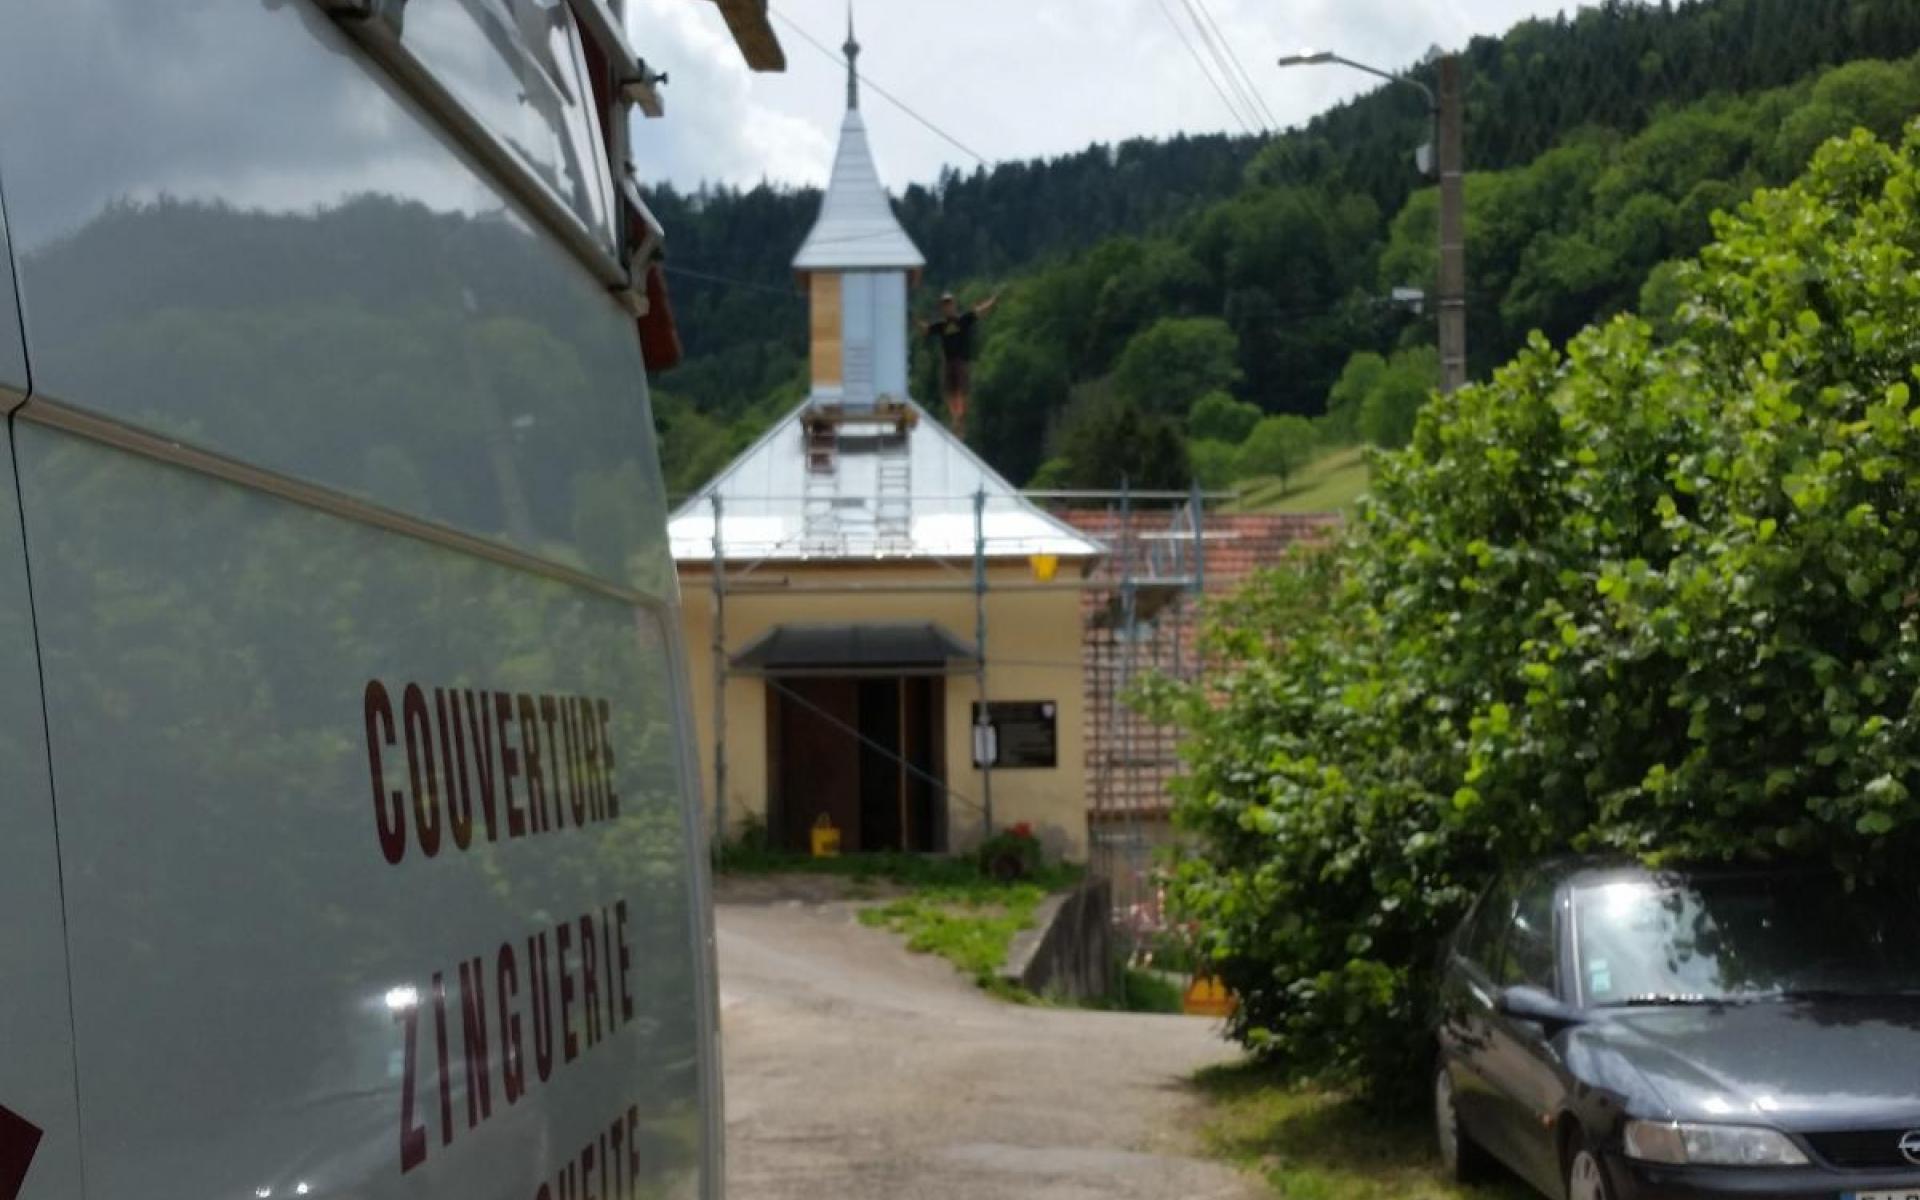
810;814;841;859
1029;553;1060;582
1183;974;1237;1018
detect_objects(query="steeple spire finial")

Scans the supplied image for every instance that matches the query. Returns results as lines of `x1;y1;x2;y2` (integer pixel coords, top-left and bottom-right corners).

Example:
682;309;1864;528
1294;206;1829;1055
843;2;860;111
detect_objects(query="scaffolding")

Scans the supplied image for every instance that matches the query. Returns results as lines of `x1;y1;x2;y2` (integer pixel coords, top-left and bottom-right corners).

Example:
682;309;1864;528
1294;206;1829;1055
1063;485;1215;952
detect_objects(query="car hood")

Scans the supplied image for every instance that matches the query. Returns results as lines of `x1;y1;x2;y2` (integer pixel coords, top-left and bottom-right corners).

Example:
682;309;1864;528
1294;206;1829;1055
1580;997;1920;1130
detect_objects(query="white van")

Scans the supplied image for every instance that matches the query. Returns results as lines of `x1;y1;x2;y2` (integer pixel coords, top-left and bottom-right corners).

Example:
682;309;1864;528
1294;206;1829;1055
0;3;774;1197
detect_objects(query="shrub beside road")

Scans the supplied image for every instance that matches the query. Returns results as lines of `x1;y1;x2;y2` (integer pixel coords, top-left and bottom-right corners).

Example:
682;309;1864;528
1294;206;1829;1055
1154;126;1920;1103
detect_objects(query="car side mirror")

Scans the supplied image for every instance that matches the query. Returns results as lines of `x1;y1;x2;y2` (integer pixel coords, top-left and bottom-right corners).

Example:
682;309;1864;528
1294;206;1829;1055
1497;985;1585;1033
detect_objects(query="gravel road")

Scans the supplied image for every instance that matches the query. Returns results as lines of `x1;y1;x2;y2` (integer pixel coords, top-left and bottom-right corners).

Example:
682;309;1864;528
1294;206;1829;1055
716;881;1263;1200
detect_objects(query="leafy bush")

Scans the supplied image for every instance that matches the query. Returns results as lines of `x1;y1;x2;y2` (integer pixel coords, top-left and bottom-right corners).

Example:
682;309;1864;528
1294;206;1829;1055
977;821;1044;881
1155;126;1920;1103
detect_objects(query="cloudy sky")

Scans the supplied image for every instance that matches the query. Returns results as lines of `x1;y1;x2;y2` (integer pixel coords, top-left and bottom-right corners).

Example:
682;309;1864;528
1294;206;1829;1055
628;0;1584;191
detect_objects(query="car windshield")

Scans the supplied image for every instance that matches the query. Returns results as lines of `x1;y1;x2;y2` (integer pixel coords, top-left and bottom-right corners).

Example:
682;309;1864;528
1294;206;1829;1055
1573;872;1920;1005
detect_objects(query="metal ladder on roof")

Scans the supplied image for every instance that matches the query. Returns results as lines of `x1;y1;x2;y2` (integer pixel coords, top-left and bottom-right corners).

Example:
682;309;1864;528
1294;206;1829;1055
874;424;912;553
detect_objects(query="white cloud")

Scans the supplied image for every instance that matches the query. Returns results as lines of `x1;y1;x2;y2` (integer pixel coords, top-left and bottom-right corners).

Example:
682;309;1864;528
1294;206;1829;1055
630;0;1581;191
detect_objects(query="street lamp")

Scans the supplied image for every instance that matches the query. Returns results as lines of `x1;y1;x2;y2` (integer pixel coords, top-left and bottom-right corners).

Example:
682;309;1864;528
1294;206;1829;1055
1276;51;1435;112
1277;50;1467;394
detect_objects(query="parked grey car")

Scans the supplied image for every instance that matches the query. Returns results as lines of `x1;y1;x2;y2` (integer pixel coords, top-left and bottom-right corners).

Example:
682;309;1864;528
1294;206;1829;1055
1436;860;1920;1200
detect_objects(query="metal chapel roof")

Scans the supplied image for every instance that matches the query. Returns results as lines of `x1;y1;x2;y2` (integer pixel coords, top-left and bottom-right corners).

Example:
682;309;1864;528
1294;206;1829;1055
667;399;1105;564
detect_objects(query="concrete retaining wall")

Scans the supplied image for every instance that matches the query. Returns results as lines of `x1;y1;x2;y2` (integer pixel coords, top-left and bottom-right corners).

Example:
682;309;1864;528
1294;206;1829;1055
1000;877;1112;1001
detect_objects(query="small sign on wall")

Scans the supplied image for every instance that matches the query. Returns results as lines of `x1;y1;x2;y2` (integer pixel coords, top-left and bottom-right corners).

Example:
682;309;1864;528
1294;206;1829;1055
971;701;1058;769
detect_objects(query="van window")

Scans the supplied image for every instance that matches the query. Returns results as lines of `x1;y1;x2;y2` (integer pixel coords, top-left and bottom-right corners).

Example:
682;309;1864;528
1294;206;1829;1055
404;0;618;245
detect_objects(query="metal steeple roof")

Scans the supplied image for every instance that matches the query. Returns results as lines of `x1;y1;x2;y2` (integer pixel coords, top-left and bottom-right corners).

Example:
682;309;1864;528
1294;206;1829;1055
791;16;925;274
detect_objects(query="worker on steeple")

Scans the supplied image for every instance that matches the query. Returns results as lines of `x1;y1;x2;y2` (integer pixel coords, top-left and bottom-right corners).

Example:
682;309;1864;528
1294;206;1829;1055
919;291;999;438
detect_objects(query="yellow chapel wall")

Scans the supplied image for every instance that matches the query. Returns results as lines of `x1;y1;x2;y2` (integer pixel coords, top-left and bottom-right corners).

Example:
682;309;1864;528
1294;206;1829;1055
678;559;1091;862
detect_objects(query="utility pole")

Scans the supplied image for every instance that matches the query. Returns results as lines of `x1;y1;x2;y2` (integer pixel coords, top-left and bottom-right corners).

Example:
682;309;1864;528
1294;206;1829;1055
710;494;728;850
972;487;994;840
1277;50;1469;393
1435;56;1468;394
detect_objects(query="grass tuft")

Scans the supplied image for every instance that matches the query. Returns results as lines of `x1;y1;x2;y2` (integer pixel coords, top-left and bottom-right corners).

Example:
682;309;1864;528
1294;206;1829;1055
858;883;1052;990
1193;1063;1530;1200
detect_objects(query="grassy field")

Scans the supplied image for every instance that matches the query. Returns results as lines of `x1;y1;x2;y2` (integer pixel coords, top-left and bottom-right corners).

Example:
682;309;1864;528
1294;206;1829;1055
1195;1064;1532;1200
1234;445;1371;513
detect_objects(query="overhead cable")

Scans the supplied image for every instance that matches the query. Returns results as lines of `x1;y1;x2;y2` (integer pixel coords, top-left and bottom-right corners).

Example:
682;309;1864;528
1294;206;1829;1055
1177;0;1270;133
769;6;990;166
1189;0;1279;129
1150;0;1256;135
662;264;805;299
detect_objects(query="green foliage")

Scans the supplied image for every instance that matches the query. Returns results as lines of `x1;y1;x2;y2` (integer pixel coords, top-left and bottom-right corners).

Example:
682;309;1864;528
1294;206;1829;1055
1112;317;1242;415
972;334;1071;481
859;886;1052;994
1233;445;1371;514
1195;1065;1528;1199
1357;346;1440;450
651;391;736;497
1236;415;1320;491
1188;439;1241;490
977;821;1046;880
1048;384;1191;490
1027;457;1074;489
1082;965;1186;1014
652;4;1920;493
1323;352;1387;444
1383;49;1920;375
1159;126;1920;1102
1189;390;1263;443
856;856;1086;998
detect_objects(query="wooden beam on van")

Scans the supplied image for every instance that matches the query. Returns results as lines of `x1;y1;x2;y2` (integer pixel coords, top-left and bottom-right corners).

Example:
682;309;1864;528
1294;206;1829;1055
710;0;786;71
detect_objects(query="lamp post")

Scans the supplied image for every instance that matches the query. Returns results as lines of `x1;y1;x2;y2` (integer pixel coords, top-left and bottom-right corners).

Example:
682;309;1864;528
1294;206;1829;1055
1278;51;1467;394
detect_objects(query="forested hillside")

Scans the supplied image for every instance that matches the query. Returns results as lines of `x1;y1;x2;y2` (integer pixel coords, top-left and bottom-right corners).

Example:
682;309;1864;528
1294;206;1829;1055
650;0;1920;495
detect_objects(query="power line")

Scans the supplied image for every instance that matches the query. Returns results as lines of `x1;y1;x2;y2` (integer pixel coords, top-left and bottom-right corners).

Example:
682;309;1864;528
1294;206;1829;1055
1149;0;1256;135
1188;0;1279;130
662;264;805;299
768;7;990;167
1176;0;1269;134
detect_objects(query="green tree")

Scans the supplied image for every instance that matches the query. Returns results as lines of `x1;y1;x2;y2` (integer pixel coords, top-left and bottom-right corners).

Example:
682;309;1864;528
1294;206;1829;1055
1358;346;1440;450
1187;390;1261;443
972;334;1071;483
1187;438;1240;489
1156;126;1920;1102
1049;384;1190;490
1324;351;1388;443
1110;316;1241;415
651;392;733;497
1235;414;1318;492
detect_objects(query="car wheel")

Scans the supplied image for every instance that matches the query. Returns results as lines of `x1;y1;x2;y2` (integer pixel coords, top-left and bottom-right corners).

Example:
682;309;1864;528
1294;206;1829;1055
1566;1145;1614;1200
1433;1060;1490;1182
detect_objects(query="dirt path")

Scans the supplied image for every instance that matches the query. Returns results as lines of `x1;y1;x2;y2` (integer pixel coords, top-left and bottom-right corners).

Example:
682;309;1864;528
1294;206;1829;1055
716;883;1263;1200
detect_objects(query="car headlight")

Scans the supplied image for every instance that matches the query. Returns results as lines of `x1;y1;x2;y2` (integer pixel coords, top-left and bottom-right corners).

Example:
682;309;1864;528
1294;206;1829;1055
1623;1120;1809;1167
